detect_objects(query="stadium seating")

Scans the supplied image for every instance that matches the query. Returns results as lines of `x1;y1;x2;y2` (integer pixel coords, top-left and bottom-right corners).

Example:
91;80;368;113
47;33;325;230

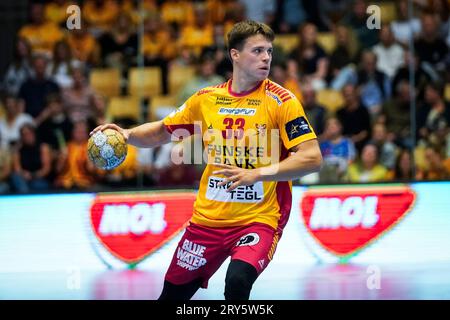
168;65;196;95
107;96;142;122
89;68;121;97
129;67;162;97
273;34;299;54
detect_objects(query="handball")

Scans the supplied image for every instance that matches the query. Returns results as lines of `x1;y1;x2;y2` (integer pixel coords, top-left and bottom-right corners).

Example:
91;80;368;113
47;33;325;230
87;129;128;170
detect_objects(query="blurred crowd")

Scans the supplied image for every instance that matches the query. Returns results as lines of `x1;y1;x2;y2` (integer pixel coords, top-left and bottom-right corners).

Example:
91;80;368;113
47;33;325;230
0;0;450;193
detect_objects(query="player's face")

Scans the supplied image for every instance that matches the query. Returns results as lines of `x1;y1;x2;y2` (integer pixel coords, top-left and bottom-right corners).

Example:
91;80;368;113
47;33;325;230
234;34;273;81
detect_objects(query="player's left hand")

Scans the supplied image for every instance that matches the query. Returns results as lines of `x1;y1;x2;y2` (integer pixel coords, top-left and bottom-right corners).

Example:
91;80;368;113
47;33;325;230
212;164;260;192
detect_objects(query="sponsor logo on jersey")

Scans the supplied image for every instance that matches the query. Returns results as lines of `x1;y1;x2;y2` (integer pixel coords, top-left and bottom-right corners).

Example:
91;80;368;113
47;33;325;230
285;116;311;140
206;177;264;203
255;123;267;136
300;186;416;260
236;233;260;247
89;192;195;267
247;98;261;106
218;107;256;116
266;91;282;105
215;96;233;105
197;89;214;96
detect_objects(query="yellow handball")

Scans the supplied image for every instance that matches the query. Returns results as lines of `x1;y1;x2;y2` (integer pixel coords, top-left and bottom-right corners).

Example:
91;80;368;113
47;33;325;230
87;129;128;170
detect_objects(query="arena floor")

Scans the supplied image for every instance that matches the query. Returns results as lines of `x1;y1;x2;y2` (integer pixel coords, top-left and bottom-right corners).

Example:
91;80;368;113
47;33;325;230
1;261;450;300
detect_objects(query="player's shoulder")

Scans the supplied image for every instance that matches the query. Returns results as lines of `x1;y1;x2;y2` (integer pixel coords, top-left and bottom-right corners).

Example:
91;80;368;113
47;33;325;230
264;79;298;106
194;80;229;98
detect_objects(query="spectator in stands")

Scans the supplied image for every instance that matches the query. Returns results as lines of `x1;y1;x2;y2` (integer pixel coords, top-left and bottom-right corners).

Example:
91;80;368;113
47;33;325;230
47;40;80;89
387;149;415;181
275;0;309;33
82;0;120;37
2;37;32;95
44;0;72;27
121;0;159;24
414;11;449;77
328;25;359;90
11;124;51;193
177;54;224;105
370;122;398;170
18;2;64;57
391;50;432;102
319;117;356;183
382;80;414;148
239;0;276;26
300;82;326;136
223;1;248;36
142;15;175;95
66;19;100;67
91;94;107;127
356;50;391;117
36;94;73;154
288;23;329;90
343;0;379;48
178;5;215;58
54;120;97;190
0;94;34;149
336;84;372;151
206;0;237;26
416;146;450;180
317;0;351;32
346;143;388;183
269;62;303;103
161;0;195;33
62;67;96;124
99;12;138;70
417;82;450;144
0;132;12;193
425;0;450;40
372;24;405;79
18;54;60;119
391;0;422;46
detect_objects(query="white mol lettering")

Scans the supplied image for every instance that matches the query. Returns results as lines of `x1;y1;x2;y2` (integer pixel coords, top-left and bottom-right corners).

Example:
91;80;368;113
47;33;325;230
309;196;379;230
98;203;167;235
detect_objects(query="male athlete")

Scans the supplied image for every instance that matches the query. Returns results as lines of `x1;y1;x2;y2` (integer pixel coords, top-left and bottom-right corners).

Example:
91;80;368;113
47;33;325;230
91;20;322;300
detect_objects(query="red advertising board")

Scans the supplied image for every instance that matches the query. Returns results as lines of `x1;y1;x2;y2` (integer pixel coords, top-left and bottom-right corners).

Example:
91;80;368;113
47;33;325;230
300;185;416;259
89;191;196;267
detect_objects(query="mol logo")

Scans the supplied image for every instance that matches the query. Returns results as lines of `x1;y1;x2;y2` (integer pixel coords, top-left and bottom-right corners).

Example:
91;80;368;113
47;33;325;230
300;186;415;261
98;203;167;236
89;192;196;268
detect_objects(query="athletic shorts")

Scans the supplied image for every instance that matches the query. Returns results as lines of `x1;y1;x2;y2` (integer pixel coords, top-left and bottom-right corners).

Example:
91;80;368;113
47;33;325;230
164;222;281;288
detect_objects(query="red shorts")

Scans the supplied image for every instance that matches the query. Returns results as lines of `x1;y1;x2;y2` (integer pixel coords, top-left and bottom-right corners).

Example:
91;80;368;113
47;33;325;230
164;222;281;288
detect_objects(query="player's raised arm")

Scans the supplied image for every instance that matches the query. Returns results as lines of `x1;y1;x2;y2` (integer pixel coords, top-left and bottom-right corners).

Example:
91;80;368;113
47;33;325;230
90;120;172;148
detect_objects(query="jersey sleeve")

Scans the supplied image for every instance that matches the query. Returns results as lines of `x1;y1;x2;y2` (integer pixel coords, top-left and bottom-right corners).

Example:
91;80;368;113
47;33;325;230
277;96;317;150
162;93;200;137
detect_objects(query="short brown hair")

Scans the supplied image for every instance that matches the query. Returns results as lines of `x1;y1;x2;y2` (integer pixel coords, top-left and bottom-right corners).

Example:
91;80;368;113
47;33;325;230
227;20;275;53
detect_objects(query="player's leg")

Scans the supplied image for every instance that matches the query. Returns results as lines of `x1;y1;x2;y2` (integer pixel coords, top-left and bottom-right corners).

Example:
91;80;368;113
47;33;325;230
225;223;280;300
158;278;203;300
158;223;229;300
224;259;258;300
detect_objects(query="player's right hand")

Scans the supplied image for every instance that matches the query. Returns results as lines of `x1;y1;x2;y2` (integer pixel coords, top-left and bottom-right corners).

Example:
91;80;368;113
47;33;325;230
89;123;130;141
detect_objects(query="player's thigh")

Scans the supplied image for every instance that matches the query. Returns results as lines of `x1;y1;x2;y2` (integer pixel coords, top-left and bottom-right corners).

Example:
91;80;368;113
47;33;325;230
229;223;280;275
164;223;229;288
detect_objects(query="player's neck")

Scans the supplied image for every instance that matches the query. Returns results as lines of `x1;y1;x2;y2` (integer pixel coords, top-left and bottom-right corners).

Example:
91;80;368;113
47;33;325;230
230;72;263;95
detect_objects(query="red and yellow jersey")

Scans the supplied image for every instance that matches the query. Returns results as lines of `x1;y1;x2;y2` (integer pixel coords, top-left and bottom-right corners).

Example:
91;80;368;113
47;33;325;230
163;79;317;232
